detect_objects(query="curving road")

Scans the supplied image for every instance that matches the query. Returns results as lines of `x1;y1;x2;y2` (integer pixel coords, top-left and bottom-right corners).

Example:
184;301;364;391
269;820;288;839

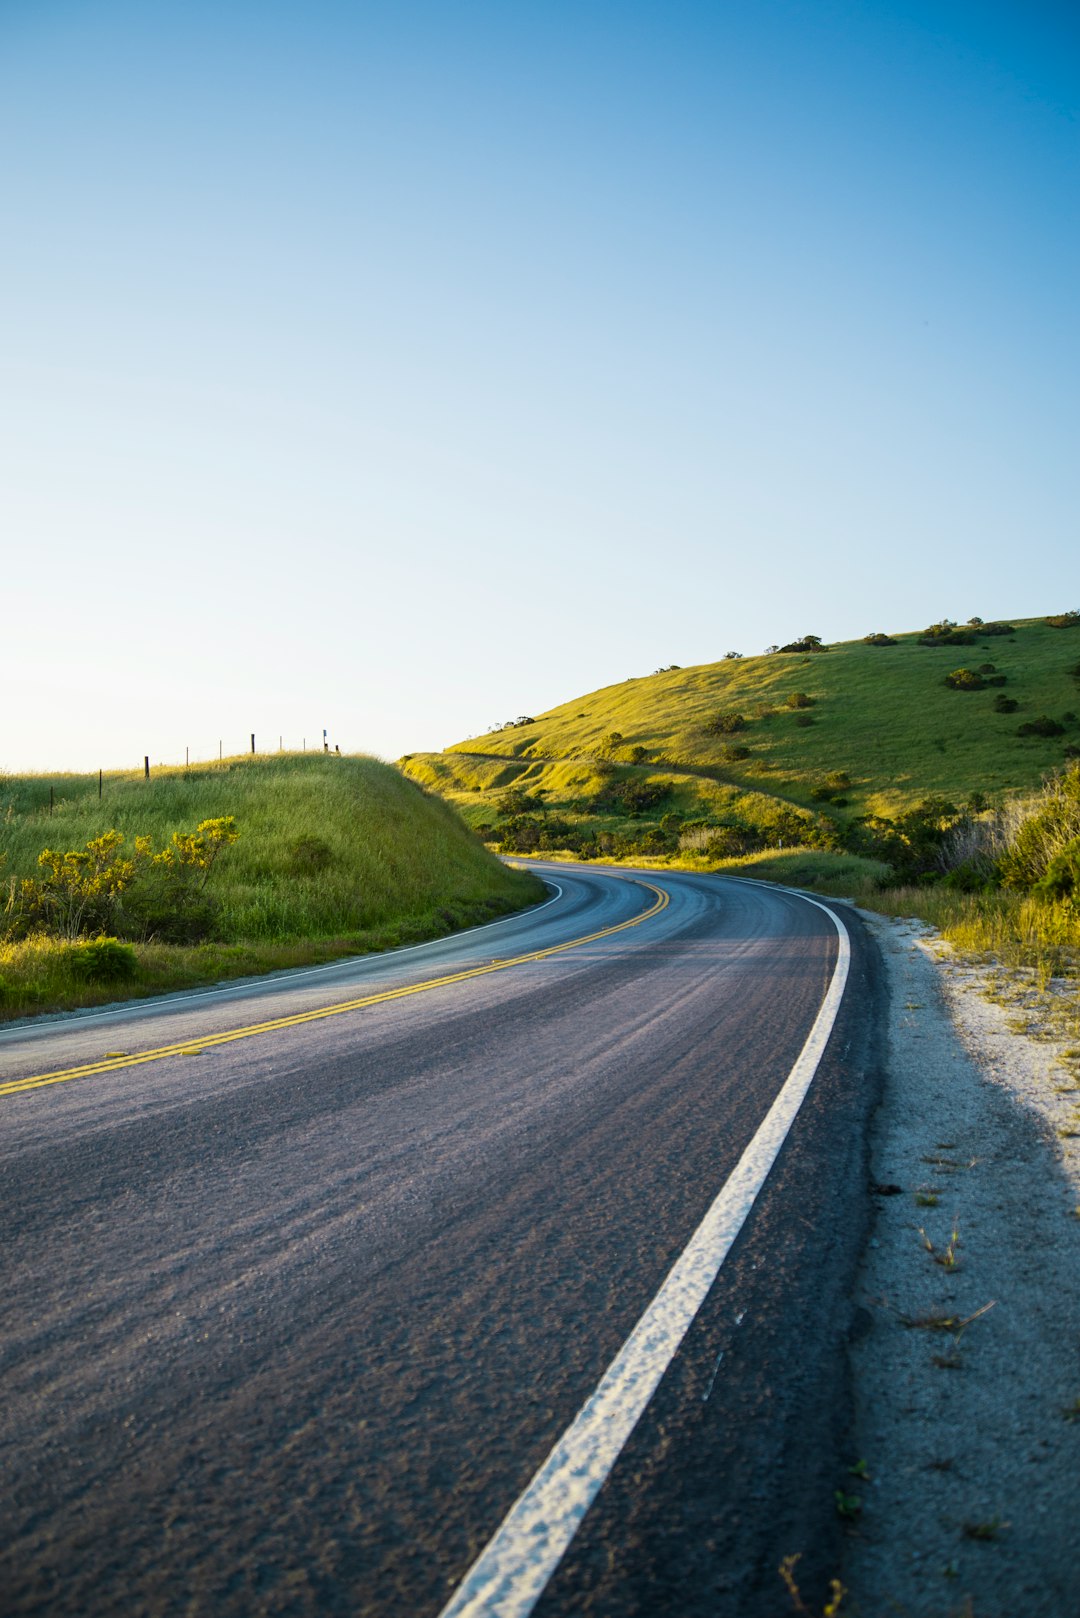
0;864;884;1617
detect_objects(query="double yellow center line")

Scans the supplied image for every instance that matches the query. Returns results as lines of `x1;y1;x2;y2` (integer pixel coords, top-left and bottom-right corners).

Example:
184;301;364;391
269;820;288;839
1;880;669;1102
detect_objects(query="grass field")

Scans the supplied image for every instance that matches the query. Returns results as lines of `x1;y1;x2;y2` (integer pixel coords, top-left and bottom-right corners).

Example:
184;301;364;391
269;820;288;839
0;753;544;1020
404;615;1079;834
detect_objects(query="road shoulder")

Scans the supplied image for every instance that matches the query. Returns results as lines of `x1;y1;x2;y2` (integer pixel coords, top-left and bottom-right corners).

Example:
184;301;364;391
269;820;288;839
844;913;1080;1616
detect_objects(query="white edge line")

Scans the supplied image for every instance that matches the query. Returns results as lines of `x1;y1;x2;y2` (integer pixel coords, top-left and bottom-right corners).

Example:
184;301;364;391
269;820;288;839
437;888;850;1618
0;882;566;1042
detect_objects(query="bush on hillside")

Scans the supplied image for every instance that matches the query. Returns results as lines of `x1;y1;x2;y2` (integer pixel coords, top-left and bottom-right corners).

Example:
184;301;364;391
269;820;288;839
811;771;851;802
723;650;743;660
1018;716;1066;738
777;634;828;653
496;788;544;816
1046;611;1080;629
794;714;816;727
919;619;976;647
785;691;815;708
994;695;1019;714
723;744;751;760
704;711;747;735
863;632;897;646
945;667;985;690
594;777;669;814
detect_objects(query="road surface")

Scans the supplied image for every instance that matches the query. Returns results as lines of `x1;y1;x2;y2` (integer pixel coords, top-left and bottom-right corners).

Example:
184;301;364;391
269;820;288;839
0;863;884;1616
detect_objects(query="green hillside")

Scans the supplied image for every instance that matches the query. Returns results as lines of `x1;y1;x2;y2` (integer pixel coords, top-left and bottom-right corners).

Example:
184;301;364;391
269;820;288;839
401;614;1080;864
0;753;543;1018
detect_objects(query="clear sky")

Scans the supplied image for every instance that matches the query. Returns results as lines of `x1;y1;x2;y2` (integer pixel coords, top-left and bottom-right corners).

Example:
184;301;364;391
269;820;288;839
2;0;1076;772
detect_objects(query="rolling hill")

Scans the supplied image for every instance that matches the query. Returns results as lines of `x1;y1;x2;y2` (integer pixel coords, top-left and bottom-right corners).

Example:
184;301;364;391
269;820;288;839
401;614;1080;866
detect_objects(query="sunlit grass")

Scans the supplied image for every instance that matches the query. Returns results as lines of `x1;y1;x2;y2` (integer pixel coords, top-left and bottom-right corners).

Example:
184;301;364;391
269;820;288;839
0;753;545;1020
421;615;1079;820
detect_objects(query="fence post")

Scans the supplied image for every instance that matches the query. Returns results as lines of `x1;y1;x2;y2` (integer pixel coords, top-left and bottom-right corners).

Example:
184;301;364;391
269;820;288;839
144;756;150;779
49;785;54;815
98;769;102;800
251;733;255;755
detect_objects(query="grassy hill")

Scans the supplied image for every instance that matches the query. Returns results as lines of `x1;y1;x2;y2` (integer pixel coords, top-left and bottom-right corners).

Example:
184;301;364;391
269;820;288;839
0;753;543;1018
401;614;1080;863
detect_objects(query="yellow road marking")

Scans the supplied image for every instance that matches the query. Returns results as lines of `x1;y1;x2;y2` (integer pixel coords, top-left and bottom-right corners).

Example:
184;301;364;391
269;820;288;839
1;881;669;1101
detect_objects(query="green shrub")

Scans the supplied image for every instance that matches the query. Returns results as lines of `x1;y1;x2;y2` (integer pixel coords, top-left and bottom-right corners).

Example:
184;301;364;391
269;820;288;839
811;770;851;802
66;937;138;983
998;763;1080;888
1045;611;1080;629
705;711;747;735
785;691;815;708
794;713;816;727
723;744;751;759
945;667;985;690
596;777;669;814
777;635;828;653
862;632;897;646
920;619;976;647
994;695;1019;713
1036;837;1080;899
496;788;543;816
594;731;624;760
1017;716;1065;738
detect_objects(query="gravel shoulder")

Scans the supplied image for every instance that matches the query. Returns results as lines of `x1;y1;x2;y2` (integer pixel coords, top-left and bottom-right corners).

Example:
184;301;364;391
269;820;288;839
842;912;1080;1616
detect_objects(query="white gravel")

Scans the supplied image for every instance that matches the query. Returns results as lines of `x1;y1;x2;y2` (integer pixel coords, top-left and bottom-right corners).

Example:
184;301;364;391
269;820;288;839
843;912;1080;1617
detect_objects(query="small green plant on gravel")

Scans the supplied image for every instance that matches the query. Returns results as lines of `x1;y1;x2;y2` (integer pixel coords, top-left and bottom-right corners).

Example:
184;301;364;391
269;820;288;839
901;1301;996;1339
834;1488;862;1520
962;1517;1008;1541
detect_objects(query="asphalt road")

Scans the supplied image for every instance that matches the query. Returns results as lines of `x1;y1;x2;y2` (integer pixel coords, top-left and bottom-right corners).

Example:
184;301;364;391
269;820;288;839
0;864;885;1617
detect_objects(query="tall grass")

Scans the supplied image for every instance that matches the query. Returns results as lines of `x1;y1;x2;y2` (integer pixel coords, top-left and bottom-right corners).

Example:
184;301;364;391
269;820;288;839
0;753;545;1020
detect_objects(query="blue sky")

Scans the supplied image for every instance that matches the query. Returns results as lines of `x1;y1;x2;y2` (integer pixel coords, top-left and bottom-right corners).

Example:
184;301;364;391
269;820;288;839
2;0;1076;770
